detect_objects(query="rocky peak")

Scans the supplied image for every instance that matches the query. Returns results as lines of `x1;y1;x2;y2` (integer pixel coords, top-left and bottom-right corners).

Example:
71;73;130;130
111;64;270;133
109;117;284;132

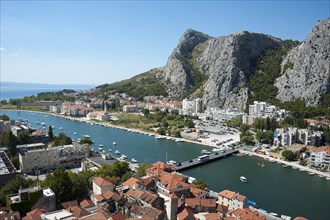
174;29;211;54
275;18;330;106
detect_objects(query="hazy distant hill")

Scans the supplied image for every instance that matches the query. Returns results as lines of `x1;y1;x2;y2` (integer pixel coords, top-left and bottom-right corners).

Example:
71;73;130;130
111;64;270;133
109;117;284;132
98;18;330;110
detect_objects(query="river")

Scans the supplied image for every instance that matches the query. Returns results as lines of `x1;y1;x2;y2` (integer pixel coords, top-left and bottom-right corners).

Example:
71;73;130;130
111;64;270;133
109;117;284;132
1;110;329;219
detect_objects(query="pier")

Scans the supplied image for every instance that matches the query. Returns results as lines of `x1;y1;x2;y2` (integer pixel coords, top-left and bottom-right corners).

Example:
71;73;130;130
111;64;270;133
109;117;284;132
173;148;239;171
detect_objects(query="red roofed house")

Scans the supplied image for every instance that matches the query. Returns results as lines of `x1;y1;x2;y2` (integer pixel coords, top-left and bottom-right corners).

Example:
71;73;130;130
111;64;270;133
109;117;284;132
177;207;196;220
92;177;114;195
218;190;248;211
157;173;191;198
185;198;217;213
136;176;157;192
146;161;176;177
310;146;330;170
227;208;266;220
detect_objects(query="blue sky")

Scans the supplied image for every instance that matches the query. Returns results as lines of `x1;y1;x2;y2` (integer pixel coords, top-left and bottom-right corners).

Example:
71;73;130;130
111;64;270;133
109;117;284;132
1;1;329;85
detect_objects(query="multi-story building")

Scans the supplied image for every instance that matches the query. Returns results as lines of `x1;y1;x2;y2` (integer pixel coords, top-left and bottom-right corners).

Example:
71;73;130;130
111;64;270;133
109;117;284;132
274;128;323;147
19;144;90;174
204;108;246;122
0;150;17;186
11;125;29;136
218;190;248;211
243;101;287;125
310;146;330;170
182;99;202;115
123;105;137;113
0;120;11;134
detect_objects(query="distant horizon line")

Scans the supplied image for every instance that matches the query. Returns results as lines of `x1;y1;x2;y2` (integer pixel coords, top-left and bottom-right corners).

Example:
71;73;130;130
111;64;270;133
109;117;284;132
0;81;99;86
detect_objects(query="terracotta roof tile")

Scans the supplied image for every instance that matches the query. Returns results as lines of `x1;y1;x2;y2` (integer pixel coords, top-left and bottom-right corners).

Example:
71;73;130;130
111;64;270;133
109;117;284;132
66;205;90;218
123;177;138;188
93;177;114;187
219;190;236;199
177;207;196;220
79;199;94;209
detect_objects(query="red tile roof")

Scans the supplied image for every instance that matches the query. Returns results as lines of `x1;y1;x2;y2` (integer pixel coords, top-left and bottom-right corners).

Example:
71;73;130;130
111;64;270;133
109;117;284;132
79;199;94;209
311;146;330;155
177;207;196;220
93;177;114;187
123;177;138;188
66;206;90;218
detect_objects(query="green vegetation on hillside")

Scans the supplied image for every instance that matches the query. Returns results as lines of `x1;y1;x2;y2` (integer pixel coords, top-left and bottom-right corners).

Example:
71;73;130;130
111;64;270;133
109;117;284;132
247;40;330;124
181;41;209;97
97;70;167;101
247;40;300;105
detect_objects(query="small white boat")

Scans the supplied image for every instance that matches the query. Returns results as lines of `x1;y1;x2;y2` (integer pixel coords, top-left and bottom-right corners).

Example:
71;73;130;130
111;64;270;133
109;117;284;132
212;148;221;152
131;158;138;163
299;168;304;171
99;144;104;147
307;172;315;176
115;150;120;154
269;212;278;217
59;127;63;130
269;158;276;163
41;122;46;125
108;149;112;152
36;121;40;124
168;160;177;165
326;177;330;180
282;164;288;168
175;138;183;142
201;150;211;154
113;141;117;146
84;135;90;138
74;132;77;135
240;176;248;183
120;154;127;159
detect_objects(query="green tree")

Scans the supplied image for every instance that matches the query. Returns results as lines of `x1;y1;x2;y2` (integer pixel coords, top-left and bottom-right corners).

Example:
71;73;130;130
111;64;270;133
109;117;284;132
256;130;274;144
42;168;73;202
67;171;92;200
227;118;242;128
0;175;35;205
54;133;72;146
134;162;151;178
80;137;94;145
1;131;18;156
192;179;209;190
282;150;295;161
157;128;166;135
0;114;10;121
18;132;32;145
48;126;54;141
185;120;195;128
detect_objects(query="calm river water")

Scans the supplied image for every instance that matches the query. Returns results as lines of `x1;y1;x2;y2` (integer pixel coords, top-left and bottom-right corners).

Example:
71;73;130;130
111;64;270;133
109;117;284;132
1;110;329;219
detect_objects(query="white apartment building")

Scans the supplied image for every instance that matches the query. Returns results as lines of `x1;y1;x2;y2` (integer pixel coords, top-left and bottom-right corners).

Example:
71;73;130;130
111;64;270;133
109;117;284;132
244;101;287;125
123;105;137;113
218;190;248;211
49;105;61;113
205;108;246;122
310;146;330;170
92;176;114;195
274;128;323;147
19;144;90;174
182;98;204;115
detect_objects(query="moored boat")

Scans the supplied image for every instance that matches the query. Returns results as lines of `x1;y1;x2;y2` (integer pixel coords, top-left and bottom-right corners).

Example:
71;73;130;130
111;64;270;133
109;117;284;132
131;158;138;163
113;141;117;146
115;150;120;154
240;176;248;183
201;150;211;154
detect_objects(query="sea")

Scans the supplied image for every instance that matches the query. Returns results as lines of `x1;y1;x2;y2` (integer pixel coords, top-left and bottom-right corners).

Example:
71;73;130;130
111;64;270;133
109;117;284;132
0;82;96;100
1;109;330;219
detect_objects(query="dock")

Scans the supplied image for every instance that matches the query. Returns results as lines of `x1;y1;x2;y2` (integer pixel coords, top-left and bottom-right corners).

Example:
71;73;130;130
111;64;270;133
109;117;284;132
173;149;239;171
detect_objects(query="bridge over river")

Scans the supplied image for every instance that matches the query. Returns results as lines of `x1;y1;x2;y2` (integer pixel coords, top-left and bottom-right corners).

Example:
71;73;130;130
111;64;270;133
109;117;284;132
173;148;239;171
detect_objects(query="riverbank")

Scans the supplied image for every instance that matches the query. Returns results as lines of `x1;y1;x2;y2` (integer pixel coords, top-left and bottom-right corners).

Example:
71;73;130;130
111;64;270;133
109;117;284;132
3;109;330;178
239;149;330;178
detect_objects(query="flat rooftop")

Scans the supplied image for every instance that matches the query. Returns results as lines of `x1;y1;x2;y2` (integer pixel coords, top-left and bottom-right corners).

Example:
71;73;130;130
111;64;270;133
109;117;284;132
86;156;117;167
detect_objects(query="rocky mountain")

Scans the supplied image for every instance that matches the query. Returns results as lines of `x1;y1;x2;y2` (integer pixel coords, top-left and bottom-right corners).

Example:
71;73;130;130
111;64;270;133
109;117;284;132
103;18;330;110
275;18;330;106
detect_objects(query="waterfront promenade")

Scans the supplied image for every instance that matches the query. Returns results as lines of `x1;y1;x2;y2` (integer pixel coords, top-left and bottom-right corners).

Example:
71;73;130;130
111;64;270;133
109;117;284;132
240;149;330;178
